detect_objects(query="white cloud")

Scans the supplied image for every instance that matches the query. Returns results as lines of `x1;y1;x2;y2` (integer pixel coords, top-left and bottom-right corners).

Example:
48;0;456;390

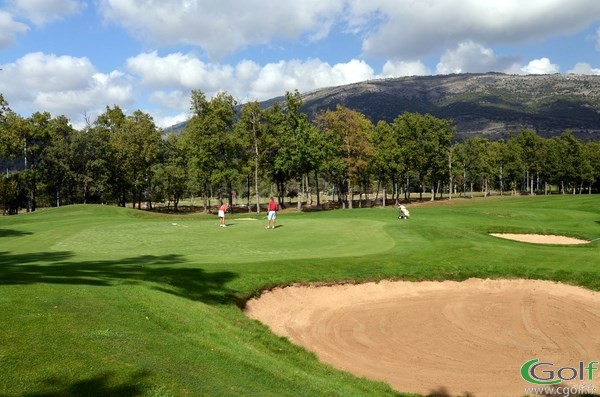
521;57;559;74
97;1;600;70
9;0;85;26
0;10;29;48
153;112;188;130
127;51;376;104
1;48;379;129
12;52;96;91
126;51;235;91
350;0;600;59
98;0;344;59
148;90;190;111
381;60;430;77
237;58;375;101
0;52;133;129
568;62;600;75
436;41;520;74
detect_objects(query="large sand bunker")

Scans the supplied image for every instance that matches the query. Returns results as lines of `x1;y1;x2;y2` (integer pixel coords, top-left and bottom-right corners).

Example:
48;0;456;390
490;233;589;245
245;279;600;396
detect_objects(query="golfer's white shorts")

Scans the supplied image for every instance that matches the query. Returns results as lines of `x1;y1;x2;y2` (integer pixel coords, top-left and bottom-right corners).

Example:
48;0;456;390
267;210;276;220
218;210;225;218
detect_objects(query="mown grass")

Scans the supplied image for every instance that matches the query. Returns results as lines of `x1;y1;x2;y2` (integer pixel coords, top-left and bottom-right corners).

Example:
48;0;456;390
0;195;598;396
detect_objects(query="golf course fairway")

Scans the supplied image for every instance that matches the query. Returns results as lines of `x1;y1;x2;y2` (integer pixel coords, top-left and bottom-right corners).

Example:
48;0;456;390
0;195;598;396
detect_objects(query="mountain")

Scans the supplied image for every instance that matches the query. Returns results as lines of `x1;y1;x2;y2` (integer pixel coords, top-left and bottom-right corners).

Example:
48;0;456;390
165;72;600;140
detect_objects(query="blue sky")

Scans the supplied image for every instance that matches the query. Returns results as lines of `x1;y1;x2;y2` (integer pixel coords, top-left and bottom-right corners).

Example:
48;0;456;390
1;0;599;129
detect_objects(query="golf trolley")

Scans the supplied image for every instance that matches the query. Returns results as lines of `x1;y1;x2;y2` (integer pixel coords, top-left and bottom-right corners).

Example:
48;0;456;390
398;204;410;219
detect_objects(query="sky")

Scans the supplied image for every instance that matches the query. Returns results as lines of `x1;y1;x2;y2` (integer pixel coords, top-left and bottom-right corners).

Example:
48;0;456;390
1;0;600;130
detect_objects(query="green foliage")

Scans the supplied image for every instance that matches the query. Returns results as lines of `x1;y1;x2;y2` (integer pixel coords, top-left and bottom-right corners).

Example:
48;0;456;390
2;84;600;215
151;135;188;211
181;90;242;209
315;105;375;206
110;109;162;208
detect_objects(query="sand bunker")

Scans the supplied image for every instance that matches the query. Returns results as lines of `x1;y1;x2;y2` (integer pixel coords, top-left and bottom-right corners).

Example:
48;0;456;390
245;279;600;396
491;233;589;245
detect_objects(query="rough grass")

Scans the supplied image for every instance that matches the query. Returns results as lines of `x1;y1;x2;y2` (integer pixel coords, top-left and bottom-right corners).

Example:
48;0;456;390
0;195;598;396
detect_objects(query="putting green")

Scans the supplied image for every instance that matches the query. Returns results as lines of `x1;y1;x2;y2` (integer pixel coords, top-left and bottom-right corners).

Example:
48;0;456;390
52;217;395;263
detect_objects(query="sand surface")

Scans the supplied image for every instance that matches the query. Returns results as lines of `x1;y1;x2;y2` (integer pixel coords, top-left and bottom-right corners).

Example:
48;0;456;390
490;233;589;244
245;279;600;396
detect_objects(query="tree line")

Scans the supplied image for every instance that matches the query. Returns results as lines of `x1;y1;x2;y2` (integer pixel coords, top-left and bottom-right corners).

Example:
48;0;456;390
1;89;599;215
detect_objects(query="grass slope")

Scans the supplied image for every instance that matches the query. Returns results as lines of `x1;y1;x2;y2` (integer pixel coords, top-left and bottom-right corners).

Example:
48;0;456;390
0;196;598;396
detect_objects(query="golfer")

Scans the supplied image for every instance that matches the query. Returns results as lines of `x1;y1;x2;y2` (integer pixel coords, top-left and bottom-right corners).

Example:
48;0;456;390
218;202;229;227
266;197;279;229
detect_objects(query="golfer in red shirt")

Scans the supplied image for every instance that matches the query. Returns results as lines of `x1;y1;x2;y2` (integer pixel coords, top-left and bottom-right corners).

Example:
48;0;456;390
266;197;278;229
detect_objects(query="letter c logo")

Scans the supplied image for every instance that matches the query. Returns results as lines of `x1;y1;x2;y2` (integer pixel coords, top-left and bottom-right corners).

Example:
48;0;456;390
521;359;562;385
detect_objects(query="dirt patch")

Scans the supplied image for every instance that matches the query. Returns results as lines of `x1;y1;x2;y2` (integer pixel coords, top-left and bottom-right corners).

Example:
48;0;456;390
235;217;258;221
245;279;600;396
491;233;589;245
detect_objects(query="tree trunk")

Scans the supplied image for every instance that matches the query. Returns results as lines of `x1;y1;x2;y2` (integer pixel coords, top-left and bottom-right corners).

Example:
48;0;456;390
297;177;302;211
499;164;503;196
203;183;209;213
448;151;453;200
254;139;260;214
315;174;321;207
347;178;353;209
246;174;251;212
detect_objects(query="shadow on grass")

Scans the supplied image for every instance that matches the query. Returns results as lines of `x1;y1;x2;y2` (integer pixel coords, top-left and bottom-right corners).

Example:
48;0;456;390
24;371;148;397
0;251;238;305
0;228;33;237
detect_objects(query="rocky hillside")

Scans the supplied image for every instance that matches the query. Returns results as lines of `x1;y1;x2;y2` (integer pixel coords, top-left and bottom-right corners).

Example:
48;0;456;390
166;72;600;140
298;72;600;140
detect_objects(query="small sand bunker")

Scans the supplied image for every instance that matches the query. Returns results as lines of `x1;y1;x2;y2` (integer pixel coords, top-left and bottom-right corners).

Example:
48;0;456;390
490;233;589;245
245;279;600;396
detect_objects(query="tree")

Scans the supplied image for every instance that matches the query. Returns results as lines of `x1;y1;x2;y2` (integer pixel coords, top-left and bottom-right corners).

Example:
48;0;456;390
93;106;128;205
70;126;114;204
238;101;266;213
500;136;524;195
40;115;75;207
551;131;587;194
277;91;320;210
260;102;287;205
0;94;19;160
515;129;545;194
0;173;20;215
373;120;398;206
584;141;600;193
152;134;188;211
21;112;55;211
392;113;454;201
315;105;374;209
454;137;495;197
181;90;242;211
110;110;161;208
208;92;243;207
